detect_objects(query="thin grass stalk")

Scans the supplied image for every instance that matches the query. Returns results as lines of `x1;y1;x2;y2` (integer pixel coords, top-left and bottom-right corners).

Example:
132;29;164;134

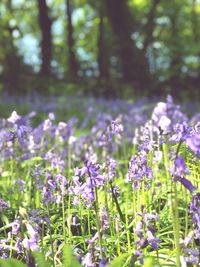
172;180;181;267
62;195;67;244
125;195;131;253
46;203;56;267
94;186;104;260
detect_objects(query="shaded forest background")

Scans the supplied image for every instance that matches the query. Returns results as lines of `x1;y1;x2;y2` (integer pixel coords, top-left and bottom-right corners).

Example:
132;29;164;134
0;0;200;99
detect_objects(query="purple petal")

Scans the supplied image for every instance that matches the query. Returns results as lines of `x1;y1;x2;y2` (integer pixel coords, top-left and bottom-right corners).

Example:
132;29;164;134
178;177;197;193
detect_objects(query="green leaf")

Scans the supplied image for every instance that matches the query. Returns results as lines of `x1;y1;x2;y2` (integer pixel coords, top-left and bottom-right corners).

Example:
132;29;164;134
108;253;130;267
143;257;161;267
62;245;82;267
0;259;27;267
32;251;51;267
21;157;43;168
1;171;11;177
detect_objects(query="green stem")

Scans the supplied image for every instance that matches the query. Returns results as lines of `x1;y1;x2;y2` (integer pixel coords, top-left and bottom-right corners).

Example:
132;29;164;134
171;140;184;267
47;203;56;267
62;195;67;244
172;181;181;267
125;198;131;253
110;182;125;223
94;186;104;260
104;181;113;236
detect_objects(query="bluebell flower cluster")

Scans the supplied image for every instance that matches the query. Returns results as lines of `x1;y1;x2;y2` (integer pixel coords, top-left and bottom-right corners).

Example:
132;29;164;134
0;95;199;265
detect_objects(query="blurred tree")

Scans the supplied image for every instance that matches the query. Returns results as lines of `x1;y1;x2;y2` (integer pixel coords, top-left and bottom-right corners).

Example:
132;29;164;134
97;1;109;81
104;0;155;93
168;1;183;90
97;1;113;96
0;0;24;93
142;0;161;52
191;0;200;76
66;0;79;80
0;0;200;97
37;0;52;76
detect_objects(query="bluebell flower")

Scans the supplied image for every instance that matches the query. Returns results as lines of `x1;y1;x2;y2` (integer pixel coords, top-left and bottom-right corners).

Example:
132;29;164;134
151;95;188;135
170;122;191;143
12;220;20;235
99;207;110;230
127;151;153;190
22;222;39;251
0;198;8;210
170;156;197;192
177;177;197;193
7;111;21;124
15;237;23;253
189;193;200;239
186;125;200;155
107;158;117;180
170;156;188;178
82;251;95;267
1;253;8;259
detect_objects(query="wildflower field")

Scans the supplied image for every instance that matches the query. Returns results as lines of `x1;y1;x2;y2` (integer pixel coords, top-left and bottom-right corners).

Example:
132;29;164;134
0;95;199;267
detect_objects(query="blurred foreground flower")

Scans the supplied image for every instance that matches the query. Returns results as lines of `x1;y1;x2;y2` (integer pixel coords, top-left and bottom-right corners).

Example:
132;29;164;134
186;122;200;155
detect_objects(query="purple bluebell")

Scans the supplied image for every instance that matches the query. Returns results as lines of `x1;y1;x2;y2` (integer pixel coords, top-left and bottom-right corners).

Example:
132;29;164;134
87;232;99;245
135;211;160;252
170;156;197;192
189;193;200;239
7;111;21;124
170;122;191;143
151;95;188;135
12;220;20;235
146;230;160;250
127;151;153;190
22;222;39;251
186;123;200;155
178;177;197;193
42;170;57;204
184;248;199;265
15;237;23;253
55;173;68;196
99;207;110;230
82;251;95;267
1;253;8;259
169;156;188;178
0;198;8;210
107;158;117;180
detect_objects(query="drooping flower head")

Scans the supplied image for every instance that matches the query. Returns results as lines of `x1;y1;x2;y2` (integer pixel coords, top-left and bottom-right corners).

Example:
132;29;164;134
186;122;200;156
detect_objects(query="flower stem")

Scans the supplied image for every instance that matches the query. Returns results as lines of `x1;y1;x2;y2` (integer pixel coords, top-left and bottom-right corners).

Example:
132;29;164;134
172;180;181;267
62;195;67;244
47;203;56;267
94;186;104;260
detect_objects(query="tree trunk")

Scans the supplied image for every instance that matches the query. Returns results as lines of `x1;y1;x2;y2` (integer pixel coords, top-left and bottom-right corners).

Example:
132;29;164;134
143;0;161;52
97;2;115;97
2;0;21;93
104;0;154;92
66;0;78;80
97;2;109;80
191;0;200;82
169;13;182;90
37;0;52;76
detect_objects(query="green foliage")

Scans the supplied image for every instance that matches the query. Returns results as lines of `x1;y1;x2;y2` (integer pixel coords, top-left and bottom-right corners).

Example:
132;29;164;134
0;96;199;266
108;253;130;267
62;245;82;267
0;259;27;267
32;251;51;267
0;252;51;267
1;0;200;96
143;257;161;267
